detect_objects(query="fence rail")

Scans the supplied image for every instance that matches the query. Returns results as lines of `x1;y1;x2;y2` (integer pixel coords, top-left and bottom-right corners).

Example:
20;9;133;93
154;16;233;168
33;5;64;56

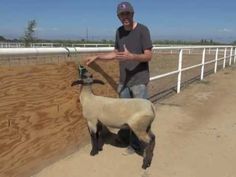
0;42;114;48
151;46;236;93
0;45;235;94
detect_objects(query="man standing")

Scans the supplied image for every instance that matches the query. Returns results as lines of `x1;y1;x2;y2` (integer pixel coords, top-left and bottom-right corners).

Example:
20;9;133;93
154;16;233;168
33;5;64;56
86;1;153;151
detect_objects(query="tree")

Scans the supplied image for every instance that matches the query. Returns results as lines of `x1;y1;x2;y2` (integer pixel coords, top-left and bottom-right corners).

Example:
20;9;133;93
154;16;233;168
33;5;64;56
23;19;37;47
0;35;6;41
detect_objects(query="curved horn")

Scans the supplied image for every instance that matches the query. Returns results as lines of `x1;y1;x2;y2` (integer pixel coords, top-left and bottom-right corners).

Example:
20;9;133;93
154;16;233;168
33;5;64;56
71;79;84;86
93;79;105;85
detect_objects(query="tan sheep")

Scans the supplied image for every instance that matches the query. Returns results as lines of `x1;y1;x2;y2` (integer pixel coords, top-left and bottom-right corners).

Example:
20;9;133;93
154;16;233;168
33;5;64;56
71;65;156;169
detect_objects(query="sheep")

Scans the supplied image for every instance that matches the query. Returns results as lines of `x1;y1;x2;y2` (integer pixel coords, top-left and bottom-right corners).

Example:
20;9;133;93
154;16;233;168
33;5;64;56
71;65;156;169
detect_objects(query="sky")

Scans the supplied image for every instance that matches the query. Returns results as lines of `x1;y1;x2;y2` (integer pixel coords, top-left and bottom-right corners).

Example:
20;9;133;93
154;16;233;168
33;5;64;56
0;0;236;43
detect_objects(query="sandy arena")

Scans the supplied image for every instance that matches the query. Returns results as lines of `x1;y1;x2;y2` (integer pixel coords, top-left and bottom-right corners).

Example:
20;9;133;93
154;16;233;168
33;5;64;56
0;53;235;177
32;65;236;177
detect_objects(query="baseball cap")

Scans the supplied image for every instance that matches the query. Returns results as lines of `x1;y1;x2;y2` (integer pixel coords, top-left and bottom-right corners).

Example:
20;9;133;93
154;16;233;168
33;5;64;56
117;1;134;15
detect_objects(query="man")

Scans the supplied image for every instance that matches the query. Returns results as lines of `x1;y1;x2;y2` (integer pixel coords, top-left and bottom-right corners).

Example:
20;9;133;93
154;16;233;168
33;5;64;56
86;1;153;151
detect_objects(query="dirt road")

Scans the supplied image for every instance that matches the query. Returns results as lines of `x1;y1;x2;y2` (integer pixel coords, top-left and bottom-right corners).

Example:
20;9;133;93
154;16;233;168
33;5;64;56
33;65;236;177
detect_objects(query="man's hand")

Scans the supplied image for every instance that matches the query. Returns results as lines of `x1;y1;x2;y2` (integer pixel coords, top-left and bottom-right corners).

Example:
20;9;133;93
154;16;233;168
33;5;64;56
117;44;152;62
86;56;98;66
116;45;134;61
86;52;118;66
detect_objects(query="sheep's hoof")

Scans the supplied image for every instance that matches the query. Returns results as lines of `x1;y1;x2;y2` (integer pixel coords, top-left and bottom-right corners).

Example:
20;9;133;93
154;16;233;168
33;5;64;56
142;159;151;169
90;150;98;156
142;162;150;169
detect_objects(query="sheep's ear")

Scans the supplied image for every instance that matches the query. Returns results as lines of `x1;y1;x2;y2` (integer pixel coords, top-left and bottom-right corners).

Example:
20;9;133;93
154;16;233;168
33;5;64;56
71;79;83;86
93;79;105;85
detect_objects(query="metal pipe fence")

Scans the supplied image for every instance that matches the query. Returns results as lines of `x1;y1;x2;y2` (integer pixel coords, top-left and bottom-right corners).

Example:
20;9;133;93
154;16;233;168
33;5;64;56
150;46;236;93
0;42;114;48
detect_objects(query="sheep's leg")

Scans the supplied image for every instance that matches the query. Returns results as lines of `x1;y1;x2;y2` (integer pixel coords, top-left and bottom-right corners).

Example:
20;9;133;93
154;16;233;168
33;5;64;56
90;132;99;156
132;130;155;169
97;122;103;151
88;121;99;156
143;131;155;169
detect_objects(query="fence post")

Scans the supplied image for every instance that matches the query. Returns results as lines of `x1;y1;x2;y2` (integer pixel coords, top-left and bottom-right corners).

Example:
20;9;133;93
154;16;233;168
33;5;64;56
214;48;219;73
223;48;227;69
177;49;183;93
234;47;236;64
200;48;206;80
229;47;233;66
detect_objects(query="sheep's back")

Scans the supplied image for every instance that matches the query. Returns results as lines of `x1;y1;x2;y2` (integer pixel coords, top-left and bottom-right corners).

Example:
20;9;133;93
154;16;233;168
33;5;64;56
95;96;155;128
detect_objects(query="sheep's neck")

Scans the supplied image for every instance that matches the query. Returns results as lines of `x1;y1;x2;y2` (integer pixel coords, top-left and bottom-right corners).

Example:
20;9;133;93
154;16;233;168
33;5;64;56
80;85;93;103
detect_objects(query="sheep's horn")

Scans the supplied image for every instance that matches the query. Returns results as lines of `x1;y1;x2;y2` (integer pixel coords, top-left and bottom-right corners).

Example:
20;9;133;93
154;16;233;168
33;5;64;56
71;80;83;86
93;79;105;85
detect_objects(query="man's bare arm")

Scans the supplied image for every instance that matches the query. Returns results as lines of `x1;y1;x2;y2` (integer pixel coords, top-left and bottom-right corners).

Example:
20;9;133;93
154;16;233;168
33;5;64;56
86;45;152;65
86;50;118;65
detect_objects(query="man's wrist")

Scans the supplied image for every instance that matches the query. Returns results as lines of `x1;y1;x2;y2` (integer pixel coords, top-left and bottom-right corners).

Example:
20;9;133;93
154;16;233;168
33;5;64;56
130;53;135;60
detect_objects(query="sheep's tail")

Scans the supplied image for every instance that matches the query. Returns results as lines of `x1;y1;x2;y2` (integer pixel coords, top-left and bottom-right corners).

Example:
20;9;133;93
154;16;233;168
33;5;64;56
151;103;157;121
146;103;156;133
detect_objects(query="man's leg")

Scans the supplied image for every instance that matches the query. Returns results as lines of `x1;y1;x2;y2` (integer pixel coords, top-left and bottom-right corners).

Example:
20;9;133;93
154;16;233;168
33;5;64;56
117;84;132;98
130;84;148;99
129;84;149;152
117;84;131;145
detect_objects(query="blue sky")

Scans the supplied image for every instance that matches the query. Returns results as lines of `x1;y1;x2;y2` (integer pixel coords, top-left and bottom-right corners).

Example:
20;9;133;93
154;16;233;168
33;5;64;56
0;0;236;42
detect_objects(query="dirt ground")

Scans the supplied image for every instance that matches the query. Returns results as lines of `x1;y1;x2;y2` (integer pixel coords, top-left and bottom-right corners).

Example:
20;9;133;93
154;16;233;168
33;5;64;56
32;65;236;177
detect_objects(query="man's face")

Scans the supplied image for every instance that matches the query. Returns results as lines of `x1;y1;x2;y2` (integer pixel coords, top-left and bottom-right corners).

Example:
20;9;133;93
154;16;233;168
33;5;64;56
118;11;134;27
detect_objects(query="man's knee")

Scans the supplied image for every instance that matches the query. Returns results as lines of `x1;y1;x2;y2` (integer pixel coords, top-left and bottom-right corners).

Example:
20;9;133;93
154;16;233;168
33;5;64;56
117;84;132;98
130;84;148;99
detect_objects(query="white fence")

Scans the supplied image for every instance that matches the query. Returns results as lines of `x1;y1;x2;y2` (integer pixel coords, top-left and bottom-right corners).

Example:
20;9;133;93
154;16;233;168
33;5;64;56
0;45;235;94
0;42;113;48
151;46;236;93
0;42;25;48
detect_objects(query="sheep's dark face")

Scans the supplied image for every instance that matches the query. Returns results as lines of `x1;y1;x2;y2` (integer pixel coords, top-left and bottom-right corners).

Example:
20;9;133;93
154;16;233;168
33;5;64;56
71;65;104;86
79;65;93;84
79;65;91;79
